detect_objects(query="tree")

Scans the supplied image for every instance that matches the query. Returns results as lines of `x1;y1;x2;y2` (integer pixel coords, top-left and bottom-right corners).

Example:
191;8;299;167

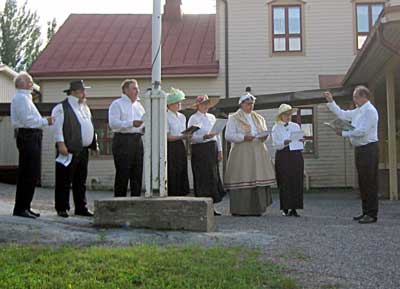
46;17;56;42
0;0;42;71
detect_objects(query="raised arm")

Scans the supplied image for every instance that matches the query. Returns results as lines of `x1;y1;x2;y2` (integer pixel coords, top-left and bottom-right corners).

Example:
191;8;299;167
324;91;356;121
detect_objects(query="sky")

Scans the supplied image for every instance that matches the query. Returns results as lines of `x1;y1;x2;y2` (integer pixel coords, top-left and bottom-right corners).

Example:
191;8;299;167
0;0;216;35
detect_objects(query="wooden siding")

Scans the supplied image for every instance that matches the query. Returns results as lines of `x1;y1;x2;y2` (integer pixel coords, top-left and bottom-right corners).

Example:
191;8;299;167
0;73;15;103
0;117;18;166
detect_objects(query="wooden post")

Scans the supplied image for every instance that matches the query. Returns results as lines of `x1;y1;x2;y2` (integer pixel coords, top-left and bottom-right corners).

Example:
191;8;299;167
385;64;399;200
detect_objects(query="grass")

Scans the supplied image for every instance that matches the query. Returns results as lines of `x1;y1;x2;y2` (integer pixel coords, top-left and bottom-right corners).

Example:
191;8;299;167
0;244;298;289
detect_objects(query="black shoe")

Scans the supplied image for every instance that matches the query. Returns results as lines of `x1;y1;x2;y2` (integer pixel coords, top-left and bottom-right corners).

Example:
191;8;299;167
289;209;300;217
57;210;69;218
214;210;222;216
282;209;289;216
353;213;365;221
13;210;37;219
28;209;40;217
75;209;94;217
358;215;377;224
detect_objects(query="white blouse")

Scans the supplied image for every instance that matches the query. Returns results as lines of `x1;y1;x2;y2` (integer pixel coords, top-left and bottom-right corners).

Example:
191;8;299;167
167;110;186;137
187;111;222;152
225;112;268;144
244;112;258;136
271;121;302;151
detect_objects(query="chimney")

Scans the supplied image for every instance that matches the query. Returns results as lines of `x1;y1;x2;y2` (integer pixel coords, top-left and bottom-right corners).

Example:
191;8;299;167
164;0;183;21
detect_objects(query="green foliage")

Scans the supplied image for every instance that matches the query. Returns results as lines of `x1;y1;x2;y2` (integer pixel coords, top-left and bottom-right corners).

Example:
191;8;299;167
46;17;56;42
0;0;42;71
0;244;298;289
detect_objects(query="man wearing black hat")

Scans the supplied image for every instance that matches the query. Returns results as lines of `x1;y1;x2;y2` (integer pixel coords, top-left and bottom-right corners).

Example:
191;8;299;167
51;80;97;218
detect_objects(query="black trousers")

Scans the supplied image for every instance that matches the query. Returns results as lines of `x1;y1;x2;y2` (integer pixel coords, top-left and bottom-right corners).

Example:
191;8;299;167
355;142;379;218
55;148;89;212
112;133;143;197
14;128;42;214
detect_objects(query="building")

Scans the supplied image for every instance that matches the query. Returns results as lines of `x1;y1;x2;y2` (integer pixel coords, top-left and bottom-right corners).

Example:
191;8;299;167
27;0;399;191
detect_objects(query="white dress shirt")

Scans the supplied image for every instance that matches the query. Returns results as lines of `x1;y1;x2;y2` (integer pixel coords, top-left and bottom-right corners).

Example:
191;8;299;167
188;111;222;151
11;89;48;129
167;110;186;137
327;101;378;147
52;96;94;147
272;122;302;151
108;95;145;134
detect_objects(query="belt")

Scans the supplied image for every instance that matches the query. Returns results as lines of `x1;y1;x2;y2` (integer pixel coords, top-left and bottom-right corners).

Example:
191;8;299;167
17;128;42;134
114;132;142;136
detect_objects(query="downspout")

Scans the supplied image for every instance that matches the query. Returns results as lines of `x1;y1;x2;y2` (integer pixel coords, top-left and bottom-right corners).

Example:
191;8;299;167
221;0;229;99
221;0;230;175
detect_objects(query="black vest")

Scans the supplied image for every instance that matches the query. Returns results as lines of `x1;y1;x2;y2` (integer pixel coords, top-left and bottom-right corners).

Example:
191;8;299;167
61;99;96;154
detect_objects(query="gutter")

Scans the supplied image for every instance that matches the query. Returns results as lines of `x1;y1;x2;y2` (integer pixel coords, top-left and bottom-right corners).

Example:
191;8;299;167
221;0;229;99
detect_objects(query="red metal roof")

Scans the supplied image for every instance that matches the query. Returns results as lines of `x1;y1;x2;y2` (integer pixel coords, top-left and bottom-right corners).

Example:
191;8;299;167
30;14;219;78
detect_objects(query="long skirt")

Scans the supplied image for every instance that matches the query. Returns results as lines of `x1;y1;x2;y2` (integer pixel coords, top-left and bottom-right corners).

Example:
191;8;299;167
229;187;272;216
167;140;190;196
191;141;225;203
275;147;304;210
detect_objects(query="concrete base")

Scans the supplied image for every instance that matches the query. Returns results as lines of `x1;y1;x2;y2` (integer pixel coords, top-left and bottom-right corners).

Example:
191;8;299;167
94;197;215;232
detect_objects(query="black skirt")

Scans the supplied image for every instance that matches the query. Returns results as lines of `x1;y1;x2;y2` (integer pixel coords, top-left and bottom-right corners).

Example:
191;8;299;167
275;147;304;210
191;141;225;203
167;140;190;196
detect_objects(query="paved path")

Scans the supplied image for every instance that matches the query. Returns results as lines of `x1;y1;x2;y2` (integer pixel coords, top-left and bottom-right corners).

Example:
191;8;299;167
0;183;399;289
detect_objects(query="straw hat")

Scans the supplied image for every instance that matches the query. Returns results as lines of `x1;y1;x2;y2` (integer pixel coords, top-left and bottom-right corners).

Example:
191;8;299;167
191;94;220;109
238;93;256;105
276;104;298;121
167;87;186;105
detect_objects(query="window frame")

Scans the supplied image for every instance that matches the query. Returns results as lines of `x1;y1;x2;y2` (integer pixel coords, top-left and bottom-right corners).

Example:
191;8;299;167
268;0;305;56
353;0;385;52
292;106;317;156
92;117;114;159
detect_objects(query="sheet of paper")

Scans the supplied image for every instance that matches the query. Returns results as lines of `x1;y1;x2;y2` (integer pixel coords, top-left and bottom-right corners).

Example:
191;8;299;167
56;153;73;167
324;118;355;131
289;130;305;151
255;130;273;138
209;119;228;134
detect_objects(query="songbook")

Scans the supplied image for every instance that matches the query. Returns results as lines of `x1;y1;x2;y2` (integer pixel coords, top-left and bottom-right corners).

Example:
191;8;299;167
181;125;200;135
56;153;73;167
289;130;305;151
209;119;228;135
324;118;355;131
255;130;272;138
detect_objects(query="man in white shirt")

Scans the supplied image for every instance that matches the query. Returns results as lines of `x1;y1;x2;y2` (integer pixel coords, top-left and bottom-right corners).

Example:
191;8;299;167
51;80;98;218
108;79;145;197
10;72;55;219
324;86;379;224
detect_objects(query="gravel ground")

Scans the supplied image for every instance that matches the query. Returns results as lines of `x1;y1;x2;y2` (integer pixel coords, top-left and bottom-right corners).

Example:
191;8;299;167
0;182;399;289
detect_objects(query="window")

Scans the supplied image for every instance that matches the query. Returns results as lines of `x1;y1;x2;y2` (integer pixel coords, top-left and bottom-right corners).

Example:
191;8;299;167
292;107;315;154
356;2;384;49
93;119;113;156
272;5;302;53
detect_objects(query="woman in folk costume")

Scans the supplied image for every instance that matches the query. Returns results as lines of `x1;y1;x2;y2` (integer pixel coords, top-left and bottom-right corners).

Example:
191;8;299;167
224;93;275;216
188;95;225;215
166;88;190;196
272;104;304;217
